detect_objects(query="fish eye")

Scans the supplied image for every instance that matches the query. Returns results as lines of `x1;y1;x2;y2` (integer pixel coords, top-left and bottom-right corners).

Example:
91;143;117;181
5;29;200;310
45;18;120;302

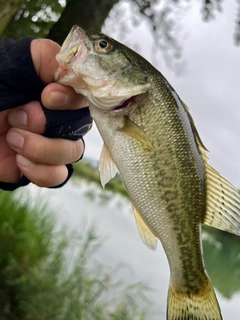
99;40;108;48
95;38;113;53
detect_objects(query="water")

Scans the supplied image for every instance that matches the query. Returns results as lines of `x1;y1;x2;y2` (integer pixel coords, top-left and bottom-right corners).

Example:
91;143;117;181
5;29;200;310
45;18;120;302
26;181;240;319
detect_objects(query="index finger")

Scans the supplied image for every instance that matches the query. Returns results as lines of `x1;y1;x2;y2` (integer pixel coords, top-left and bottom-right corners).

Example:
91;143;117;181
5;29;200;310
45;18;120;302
41;83;88;110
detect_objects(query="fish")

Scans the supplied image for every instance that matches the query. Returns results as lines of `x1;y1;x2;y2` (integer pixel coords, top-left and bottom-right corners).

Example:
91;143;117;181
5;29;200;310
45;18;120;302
55;25;240;320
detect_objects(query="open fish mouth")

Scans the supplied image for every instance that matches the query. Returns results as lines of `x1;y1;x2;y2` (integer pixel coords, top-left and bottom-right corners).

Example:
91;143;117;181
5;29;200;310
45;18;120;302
55;25;88;81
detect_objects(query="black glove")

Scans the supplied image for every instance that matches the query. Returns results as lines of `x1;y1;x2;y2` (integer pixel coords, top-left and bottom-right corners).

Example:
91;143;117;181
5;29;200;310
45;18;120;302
0;37;92;191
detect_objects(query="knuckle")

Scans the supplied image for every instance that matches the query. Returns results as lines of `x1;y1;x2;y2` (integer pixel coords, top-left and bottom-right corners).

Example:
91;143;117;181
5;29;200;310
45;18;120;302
71;140;84;162
33;165;67;188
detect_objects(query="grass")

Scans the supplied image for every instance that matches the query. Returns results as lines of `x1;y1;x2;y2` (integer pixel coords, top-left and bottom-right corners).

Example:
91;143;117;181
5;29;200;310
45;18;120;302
0;191;150;320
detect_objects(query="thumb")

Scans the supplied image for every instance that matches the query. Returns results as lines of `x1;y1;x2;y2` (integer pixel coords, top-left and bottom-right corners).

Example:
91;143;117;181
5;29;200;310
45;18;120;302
30;39;60;84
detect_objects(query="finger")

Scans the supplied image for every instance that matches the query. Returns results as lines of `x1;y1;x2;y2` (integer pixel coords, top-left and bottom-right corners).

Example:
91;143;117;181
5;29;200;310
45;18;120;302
7;102;46;134
0;151;20;183
0;110;11;134
16;155;69;187
41;83;88;110
31;39;60;84
6;128;84;165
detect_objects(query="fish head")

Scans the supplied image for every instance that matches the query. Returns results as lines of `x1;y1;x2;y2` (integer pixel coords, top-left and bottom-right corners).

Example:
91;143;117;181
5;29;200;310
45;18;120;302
55;25;151;111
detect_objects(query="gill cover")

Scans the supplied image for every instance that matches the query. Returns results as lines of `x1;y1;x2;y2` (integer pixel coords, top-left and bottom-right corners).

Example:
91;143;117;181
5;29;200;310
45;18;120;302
56;26;151;110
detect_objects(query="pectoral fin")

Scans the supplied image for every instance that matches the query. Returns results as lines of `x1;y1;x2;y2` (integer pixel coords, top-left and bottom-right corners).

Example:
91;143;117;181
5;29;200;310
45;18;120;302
118;116;154;150
203;162;240;235
99;143;119;188
133;206;158;251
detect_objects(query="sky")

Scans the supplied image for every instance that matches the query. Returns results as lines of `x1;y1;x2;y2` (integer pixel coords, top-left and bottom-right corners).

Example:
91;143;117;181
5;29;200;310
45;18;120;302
83;0;240;189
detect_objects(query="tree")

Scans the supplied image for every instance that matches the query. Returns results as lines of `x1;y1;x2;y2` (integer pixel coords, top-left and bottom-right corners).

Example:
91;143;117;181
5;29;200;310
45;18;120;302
0;0;25;35
48;0;120;44
0;0;239;65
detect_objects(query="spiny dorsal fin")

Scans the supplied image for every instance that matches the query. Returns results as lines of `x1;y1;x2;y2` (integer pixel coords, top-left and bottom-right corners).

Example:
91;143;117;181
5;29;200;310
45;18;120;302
118;116;155;150
99;143;119;188
182;101;209;157
133;206;158;251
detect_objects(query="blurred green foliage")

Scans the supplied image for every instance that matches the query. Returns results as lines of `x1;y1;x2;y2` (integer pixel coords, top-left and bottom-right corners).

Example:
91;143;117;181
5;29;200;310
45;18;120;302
0;191;150;319
202;189;240;299
202;225;240;299
1;0;65;39
73;160;128;199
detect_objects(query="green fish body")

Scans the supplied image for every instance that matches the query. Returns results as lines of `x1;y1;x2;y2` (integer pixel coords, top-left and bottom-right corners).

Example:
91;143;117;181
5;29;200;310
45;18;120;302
55;26;240;320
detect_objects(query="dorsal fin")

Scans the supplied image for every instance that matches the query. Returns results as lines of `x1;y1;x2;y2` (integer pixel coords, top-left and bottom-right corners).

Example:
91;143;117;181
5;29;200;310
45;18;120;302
99;143;119;188
197;133;240;235
182;101;240;234
182;101;209;157
204;163;240;235
133;206;158;251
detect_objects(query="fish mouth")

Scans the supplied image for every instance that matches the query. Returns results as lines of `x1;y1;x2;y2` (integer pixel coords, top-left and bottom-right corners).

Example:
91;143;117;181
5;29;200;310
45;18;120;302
55;25;88;81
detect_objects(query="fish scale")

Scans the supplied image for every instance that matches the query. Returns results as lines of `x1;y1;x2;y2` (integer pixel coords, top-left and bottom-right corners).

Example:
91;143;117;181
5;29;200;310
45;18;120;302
96;85;207;291
56;25;240;320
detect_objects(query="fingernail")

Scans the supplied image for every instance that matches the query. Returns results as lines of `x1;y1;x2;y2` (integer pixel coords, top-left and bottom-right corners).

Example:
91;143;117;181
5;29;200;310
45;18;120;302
6;130;24;149
17;155;34;168
8;109;28;127
48;92;70;108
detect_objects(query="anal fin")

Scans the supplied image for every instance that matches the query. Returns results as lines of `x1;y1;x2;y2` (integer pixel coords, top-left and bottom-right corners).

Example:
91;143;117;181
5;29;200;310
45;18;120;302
203;162;240;235
133;206;158;251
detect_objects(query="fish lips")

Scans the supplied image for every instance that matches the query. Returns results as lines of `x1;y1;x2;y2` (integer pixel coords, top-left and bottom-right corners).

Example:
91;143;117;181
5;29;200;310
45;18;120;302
55;25;88;81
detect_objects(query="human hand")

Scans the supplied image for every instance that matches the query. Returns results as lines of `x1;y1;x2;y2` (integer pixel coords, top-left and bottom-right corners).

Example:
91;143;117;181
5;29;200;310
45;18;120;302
0;39;88;188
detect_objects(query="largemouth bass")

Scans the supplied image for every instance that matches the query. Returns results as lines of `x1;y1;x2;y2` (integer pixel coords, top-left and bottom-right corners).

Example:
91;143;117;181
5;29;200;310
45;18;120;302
55;25;240;320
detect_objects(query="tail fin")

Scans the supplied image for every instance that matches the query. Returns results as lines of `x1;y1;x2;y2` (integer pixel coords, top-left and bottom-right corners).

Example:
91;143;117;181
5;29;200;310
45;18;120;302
167;278;222;320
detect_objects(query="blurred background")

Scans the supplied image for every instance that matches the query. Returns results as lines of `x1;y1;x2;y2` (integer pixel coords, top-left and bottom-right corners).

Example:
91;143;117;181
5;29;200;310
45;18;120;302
0;0;240;319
